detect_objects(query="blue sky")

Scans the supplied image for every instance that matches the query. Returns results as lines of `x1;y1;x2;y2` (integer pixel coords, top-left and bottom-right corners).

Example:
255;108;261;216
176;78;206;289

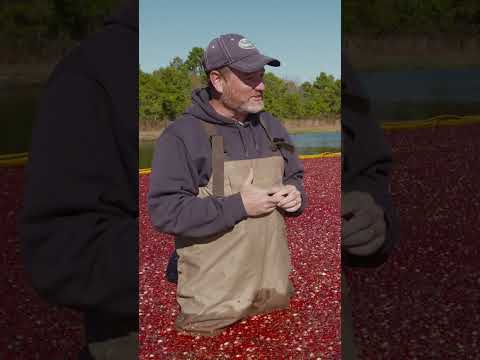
140;1;341;83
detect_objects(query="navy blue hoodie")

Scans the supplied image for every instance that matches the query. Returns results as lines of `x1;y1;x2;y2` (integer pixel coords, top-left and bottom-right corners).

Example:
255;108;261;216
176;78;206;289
148;88;307;238
20;0;138;353
341;56;399;267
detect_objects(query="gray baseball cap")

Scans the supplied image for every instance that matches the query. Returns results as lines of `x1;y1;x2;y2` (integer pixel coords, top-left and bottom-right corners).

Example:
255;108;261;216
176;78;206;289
202;33;280;73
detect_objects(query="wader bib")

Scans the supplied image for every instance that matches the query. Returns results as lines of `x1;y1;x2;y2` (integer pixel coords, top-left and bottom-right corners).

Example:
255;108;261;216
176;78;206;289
175;120;294;335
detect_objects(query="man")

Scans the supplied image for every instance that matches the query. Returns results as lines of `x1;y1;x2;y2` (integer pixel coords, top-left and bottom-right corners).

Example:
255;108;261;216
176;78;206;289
148;33;307;335
340;54;399;359
20;1;138;359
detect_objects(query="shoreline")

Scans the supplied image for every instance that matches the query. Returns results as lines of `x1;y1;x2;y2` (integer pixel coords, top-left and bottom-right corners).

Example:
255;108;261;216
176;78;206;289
140;121;340;142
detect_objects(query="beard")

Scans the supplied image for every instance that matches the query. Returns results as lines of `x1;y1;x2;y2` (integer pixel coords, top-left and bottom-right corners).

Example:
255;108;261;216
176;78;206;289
220;86;264;114
239;98;264;113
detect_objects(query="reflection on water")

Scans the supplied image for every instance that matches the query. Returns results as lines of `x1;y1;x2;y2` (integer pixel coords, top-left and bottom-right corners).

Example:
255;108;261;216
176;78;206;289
139;131;341;169
357;69;480;121
289;132;340;149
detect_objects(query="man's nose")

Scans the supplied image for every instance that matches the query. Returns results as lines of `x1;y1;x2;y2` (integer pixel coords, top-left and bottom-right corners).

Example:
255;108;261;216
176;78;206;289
255;81;265;91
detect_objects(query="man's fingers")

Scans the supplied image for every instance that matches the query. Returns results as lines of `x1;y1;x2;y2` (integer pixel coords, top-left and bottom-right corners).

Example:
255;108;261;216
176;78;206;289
272;185;299;206
271;190;289;203
260;200;277;214
284;201;301;212
342;225;375;248
343;217;386;248
342;212;372;238
283;200;301;211
280;198;297;209
271;192;288;203
341;192;387;250
342;191;374;216
344;234;385;256
278;192;297;207
342;197;362;216
266;187;288;204
266;197;279;206
345;217;387;255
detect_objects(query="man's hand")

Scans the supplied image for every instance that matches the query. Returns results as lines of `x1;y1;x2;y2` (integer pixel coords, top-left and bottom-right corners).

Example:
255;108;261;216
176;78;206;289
342;191;386;256
240;168;280;217
271;184;302;213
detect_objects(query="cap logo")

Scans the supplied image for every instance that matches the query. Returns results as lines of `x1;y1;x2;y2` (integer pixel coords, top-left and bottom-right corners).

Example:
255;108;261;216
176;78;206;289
238;38;256;50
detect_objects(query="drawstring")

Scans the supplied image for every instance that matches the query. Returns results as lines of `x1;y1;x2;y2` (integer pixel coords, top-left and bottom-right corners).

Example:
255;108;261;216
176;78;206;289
236;120;263;157
236;124;248;157
249;124;259;155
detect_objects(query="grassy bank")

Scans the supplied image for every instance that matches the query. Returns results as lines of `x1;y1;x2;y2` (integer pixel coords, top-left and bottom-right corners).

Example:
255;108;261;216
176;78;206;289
139;117;340;142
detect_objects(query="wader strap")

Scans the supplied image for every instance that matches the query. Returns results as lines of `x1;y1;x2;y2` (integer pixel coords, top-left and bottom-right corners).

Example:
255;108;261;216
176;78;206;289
200;121;224;196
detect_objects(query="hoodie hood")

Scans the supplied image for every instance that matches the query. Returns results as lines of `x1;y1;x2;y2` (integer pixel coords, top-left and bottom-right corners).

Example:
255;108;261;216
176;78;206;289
104;0;138;31
186;88;253;126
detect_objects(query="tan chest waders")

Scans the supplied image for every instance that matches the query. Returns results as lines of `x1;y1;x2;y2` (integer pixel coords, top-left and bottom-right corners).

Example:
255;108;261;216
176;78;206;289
175;120;294;335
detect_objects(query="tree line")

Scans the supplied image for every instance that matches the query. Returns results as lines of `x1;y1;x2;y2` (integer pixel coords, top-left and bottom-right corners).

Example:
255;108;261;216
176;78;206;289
1;0;118;62
139;48;340;129
343;0;480;34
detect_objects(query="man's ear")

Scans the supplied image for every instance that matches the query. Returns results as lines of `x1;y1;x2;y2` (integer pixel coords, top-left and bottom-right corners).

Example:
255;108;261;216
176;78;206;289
209;70;224;94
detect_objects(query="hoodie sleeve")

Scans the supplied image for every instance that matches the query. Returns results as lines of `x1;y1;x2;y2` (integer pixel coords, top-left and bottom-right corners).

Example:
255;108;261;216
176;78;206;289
20;67;138;318
341;57;399;268
341;109;398;267
277;122;308;216
147;131;248;238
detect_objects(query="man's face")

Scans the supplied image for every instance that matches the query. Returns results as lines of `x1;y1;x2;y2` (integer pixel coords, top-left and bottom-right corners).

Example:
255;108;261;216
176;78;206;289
218;67;266;114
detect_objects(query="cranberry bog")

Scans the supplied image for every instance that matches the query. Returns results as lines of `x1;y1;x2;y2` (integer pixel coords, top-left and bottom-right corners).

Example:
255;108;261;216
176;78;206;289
139;157;341;359
2;121;480;359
